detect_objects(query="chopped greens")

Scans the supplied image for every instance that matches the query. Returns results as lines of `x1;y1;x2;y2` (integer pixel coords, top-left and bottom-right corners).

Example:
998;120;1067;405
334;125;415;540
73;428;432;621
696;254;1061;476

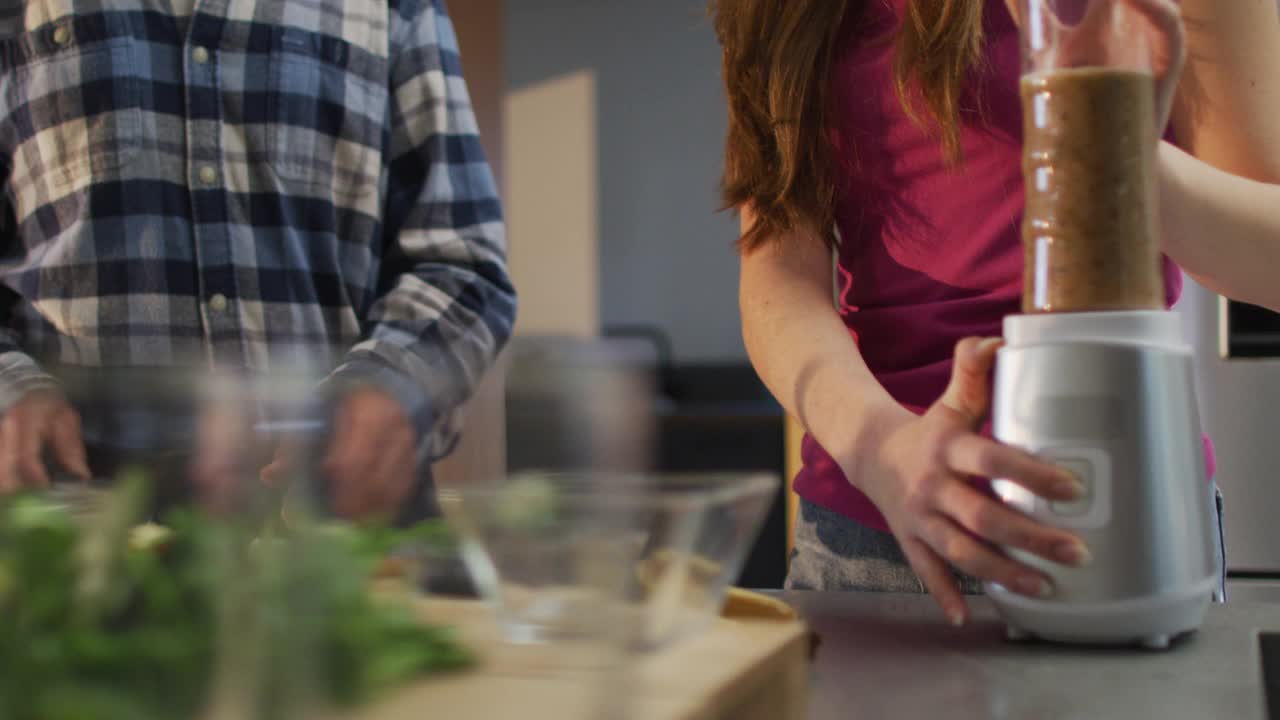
493;473;560;531
0;474;470;720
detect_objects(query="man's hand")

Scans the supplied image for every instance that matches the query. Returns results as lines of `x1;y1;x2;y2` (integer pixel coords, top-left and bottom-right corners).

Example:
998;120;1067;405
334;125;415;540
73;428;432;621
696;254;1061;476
325;388;418;519
0;390;91;493
262;388;418;520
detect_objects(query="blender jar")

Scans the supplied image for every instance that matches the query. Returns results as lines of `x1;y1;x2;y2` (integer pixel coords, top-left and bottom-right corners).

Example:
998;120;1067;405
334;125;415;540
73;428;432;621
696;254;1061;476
1018;0;1165;313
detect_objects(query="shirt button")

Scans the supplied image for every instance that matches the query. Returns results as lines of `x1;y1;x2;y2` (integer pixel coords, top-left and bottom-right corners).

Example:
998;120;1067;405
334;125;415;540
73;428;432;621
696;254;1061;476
208;294;229;313
198;165;218;186
52;26;71;46
192;46;211;64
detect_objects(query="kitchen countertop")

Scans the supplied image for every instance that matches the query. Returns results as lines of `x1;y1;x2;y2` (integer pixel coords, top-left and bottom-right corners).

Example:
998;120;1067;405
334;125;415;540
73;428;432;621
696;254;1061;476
777;591;1280;720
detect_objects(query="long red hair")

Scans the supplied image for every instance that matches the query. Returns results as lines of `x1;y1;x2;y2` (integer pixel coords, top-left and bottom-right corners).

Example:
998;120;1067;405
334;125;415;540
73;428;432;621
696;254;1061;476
712;0;988;250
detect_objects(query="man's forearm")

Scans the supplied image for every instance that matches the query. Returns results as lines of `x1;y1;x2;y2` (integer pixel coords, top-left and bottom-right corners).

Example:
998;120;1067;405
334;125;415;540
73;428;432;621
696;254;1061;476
329;256;515;458
1159;141;1280;312
353;0;515;457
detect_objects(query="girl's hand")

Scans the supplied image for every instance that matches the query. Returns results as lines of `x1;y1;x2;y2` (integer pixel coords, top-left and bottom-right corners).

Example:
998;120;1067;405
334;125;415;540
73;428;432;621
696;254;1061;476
847;338;1091;626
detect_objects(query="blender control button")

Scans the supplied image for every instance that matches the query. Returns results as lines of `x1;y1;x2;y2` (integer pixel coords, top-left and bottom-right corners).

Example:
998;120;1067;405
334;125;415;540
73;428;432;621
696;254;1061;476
1051;459;1093;517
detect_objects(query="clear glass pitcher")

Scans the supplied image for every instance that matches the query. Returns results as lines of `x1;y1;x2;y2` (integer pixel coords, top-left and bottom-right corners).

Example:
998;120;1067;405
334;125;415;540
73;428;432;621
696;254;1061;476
1018;0;1165;313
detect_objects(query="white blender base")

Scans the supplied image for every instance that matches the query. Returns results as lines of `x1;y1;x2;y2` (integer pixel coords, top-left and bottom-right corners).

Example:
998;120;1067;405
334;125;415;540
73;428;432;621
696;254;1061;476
988;575;1216;650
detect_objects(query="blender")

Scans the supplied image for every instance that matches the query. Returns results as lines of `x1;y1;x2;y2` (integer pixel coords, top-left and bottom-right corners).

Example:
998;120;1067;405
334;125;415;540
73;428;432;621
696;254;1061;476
986;0;1219;648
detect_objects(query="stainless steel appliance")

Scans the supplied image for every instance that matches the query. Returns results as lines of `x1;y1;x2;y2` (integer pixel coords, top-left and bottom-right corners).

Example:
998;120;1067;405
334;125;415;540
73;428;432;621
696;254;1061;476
987;311;1219;648
1177;280;1280;602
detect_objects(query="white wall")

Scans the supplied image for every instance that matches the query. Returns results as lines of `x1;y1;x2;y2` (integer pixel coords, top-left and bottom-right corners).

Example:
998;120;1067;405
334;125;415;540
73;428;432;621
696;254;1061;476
507;0;746;363
505;70;600;338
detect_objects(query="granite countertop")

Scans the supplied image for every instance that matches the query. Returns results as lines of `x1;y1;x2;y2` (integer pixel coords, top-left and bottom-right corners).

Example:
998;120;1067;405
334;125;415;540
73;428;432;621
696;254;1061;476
777;591;1280;720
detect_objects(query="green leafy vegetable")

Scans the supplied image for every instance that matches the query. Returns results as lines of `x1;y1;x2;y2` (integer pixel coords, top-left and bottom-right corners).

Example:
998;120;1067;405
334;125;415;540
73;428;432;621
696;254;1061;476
494;474;559;531
0;474;470;720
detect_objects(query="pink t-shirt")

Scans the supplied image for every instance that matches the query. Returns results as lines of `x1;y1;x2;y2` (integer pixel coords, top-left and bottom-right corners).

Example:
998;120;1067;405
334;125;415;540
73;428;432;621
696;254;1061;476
792;0;1215;533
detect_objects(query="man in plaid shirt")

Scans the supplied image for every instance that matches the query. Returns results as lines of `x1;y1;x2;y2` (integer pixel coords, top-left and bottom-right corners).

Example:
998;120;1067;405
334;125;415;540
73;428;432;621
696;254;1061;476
0;0;515;517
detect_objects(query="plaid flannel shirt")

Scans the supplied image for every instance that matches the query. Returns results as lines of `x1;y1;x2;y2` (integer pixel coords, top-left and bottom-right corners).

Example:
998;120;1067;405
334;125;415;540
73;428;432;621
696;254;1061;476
0;0;515;456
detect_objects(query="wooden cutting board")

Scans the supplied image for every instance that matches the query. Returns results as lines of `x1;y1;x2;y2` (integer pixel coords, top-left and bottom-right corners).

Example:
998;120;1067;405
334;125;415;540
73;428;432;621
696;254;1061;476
352;597;810;720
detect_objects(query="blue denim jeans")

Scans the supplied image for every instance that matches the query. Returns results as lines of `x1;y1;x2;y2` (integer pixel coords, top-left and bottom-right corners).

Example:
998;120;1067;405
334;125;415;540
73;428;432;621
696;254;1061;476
1211;482;1228;602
